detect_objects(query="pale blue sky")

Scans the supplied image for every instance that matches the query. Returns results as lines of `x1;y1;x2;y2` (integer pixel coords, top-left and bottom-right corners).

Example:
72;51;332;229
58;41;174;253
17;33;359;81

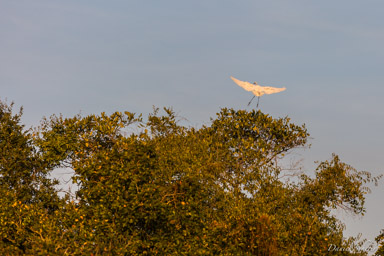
1;0;384;247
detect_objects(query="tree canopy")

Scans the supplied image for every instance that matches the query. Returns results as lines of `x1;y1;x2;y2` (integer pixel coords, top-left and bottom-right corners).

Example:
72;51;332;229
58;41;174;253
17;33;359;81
0;100;381;255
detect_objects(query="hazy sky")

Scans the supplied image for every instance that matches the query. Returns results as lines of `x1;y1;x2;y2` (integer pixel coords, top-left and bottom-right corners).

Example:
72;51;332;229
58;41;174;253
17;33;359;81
1;0;384;247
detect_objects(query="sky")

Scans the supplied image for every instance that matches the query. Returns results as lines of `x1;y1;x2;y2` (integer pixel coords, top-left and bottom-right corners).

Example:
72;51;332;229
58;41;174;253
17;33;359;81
1;0;384;249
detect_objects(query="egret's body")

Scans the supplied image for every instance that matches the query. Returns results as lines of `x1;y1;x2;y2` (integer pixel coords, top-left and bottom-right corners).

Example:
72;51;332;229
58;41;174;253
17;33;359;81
230;76;286;107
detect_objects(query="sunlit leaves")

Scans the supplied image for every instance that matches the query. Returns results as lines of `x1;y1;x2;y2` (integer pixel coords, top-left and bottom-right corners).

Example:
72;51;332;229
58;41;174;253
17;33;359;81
0;101;380;255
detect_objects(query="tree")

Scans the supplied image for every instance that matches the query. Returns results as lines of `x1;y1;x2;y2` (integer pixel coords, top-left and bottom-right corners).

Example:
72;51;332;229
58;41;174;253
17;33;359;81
0;99;380;255
0;101;62;254
376;231;384;255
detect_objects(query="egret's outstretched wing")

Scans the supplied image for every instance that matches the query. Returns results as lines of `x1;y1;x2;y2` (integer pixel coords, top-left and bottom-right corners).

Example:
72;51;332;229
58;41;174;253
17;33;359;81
230;76;255;91
260;86;286;95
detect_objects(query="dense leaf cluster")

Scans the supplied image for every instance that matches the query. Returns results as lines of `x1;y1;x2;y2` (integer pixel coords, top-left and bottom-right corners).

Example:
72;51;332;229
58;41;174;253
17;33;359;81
0;101;381;255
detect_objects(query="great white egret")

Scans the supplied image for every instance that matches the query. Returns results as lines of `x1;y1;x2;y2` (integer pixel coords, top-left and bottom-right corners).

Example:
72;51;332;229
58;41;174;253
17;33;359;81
230;76;286;107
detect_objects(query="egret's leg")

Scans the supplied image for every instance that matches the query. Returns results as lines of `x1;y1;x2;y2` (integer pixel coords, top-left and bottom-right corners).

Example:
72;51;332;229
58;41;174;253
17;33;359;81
247;96;256;106
256;97;260;108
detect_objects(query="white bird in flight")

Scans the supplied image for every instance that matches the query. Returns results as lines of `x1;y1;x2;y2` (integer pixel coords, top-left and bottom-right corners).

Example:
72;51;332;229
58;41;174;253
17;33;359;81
230;76;286;107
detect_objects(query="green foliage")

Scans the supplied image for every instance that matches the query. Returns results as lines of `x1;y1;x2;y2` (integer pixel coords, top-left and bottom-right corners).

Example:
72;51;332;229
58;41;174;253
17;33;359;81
376;230;384;255
0;100;380;255
0;101;62;255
